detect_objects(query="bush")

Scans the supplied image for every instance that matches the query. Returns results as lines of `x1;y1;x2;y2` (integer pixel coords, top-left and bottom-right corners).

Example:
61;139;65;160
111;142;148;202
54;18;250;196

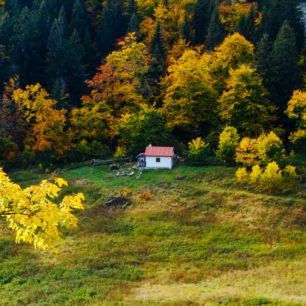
249;164;262;184
235;162;299;193
187;137;210;164
235;167;248;184
282;165;299;191
216;126;240;165
256;131;286;167
260;162;283;192
235;137;258;167
0;137;17;160
114;146;127;158
235;132;286;168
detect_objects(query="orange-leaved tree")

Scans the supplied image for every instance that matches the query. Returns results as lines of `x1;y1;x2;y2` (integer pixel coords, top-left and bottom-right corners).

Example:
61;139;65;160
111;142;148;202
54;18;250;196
71;34;149;146
12;83;69;155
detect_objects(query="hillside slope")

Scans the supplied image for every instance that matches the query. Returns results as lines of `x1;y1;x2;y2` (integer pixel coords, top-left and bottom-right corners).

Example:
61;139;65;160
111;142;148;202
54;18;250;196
0;165;305;305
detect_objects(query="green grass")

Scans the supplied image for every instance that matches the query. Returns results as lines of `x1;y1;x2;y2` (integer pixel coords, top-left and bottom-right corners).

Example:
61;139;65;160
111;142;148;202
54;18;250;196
1;164;305;305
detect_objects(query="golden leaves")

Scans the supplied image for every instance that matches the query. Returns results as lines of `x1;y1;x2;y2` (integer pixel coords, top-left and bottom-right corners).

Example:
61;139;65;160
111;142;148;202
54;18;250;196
0;168;84;252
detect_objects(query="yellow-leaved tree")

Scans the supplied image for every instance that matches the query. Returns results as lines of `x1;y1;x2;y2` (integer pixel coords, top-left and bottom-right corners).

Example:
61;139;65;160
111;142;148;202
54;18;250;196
162;49;217;130
211;33;255;92
71;34;149;147
12;84;69;155
286;90;306;150
218;64;275;137
0;168;84;252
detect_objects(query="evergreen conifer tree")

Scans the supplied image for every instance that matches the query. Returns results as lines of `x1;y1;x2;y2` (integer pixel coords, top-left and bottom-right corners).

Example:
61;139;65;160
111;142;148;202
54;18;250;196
98;0;126;57
257;0;304;49
150;22;166;64
45;15;67;95
255;34;273;96
206;7;224;50
65;29;87;106
193;0;211;45
271;21;301;113
181;12;192;42
147;22;166;100
236;5;256;43
127;14;139;35
9;7;42;85
70;0;89;38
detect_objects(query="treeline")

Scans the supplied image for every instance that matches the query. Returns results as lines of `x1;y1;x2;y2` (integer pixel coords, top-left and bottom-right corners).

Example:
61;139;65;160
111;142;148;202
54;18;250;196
0;0;305;169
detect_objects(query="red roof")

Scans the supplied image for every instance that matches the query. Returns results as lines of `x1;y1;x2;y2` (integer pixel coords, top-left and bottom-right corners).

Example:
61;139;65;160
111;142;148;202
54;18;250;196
143;146;174;157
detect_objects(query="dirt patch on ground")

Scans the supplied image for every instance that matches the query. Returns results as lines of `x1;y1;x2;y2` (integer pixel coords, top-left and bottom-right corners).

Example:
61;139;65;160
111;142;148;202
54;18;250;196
70;178;93;186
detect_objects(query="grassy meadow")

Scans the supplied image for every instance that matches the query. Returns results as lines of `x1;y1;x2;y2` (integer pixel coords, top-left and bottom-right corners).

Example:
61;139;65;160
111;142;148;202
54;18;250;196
0;164;305;305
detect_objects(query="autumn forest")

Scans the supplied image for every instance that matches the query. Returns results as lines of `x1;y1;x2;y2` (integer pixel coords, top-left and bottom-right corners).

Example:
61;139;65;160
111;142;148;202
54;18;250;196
0;0;304;167
0;0;305;304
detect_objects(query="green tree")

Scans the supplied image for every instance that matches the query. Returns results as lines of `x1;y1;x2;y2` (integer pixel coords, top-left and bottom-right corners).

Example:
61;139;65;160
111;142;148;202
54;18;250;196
236;5;256;43
118;108;173;156
8;7;43;85
147;22;167;99
257;0;304;49
193;0;212;45
181;11;192;43
150;21;166;66
127;13;139;35
255;33;273;96
270;21;301;113
45;15;67;96
206;7;224;50
98;0;126;56
65;29;87;106
69;0;90;38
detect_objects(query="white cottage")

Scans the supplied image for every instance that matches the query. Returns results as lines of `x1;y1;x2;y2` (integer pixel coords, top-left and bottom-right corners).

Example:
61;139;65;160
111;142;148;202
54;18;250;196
137;145;175;169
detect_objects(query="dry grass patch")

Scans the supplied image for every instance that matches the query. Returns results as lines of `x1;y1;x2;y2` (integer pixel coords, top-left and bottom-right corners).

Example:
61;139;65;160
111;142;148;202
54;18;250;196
128;261;306;305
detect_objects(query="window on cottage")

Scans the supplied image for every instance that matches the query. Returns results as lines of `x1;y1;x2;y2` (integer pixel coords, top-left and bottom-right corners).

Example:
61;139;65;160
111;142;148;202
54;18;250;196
156;158;160;163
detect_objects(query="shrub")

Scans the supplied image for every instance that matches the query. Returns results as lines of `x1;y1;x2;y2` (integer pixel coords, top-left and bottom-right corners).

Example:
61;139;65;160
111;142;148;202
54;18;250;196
260;162;283;192
235;137;258;167
235;162;299;193
256;131;286;166
188;137;210;163
282;165;299;191
235;167;248;184
140;192;151;200
235;132;286;168
0;137;17;160
114;145;127;158
249;164;262;184
216;126;240;165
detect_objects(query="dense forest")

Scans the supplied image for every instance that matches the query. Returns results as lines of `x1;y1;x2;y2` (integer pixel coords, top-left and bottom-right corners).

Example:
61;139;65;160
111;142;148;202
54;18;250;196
0;0;305;169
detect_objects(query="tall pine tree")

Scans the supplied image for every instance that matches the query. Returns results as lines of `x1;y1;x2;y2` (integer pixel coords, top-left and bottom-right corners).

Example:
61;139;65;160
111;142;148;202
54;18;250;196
98;0;126;57
147;22;166;101
271;21;301;114
45;15;67;98
193;0;213;45
69;0;90;38
65;29;87;106
181;12;192;43
206;7;224;50
236;5;256;43
255;34;273;97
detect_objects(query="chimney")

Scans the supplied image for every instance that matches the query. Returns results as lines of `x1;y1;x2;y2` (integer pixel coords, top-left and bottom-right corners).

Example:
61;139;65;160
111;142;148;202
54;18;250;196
149;143;152;147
